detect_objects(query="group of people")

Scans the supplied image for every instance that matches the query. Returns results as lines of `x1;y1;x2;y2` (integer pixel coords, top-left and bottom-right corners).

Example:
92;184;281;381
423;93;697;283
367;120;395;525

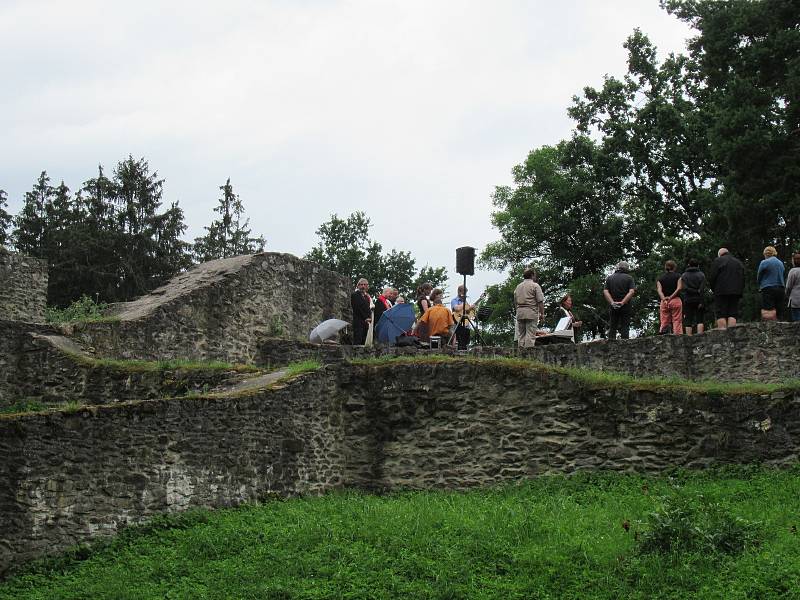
351;246;800;349
602;246;800;340
350;279;473;348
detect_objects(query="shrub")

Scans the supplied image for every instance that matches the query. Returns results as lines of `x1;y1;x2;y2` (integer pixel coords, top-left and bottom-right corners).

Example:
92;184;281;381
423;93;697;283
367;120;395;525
638;493;761;556
46;295;110;323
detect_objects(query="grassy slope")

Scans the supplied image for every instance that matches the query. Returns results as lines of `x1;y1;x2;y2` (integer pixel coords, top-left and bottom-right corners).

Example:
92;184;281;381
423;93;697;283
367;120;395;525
2;468;798;600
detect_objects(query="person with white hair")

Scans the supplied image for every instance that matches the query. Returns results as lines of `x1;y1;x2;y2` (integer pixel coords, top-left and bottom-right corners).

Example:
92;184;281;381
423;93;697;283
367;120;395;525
708;248;745;329
603;261;636;339
350;278;372;345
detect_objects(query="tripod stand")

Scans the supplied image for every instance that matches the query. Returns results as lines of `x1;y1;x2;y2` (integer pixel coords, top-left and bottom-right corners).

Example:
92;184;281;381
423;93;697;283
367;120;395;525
448;273;485;348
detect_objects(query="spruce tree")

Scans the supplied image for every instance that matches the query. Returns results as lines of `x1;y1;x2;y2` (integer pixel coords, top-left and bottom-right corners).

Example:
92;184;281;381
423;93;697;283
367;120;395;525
193;178;265;262
13;171;53;257
0;189;11;247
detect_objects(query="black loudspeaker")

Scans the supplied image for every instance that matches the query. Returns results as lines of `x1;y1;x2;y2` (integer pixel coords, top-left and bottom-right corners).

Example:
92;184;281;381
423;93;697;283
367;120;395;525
456;246;475;276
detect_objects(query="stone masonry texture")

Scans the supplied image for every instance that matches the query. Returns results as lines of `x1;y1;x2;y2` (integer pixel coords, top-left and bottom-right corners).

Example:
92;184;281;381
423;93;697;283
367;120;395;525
0;249;47;323
71;252;352;364
1;360;798;574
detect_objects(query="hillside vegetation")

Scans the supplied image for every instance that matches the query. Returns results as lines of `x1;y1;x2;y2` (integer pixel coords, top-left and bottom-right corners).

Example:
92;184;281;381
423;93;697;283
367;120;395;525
2;467;798;599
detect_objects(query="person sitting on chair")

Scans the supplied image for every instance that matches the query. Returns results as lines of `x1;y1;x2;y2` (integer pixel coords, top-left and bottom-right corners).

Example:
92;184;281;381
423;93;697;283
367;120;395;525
416;288;455;342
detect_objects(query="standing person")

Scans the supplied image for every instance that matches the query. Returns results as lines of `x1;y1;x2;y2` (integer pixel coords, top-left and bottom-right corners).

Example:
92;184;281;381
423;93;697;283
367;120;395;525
708;248;745;329
681;258;706;336
603;261;636;339
757;246;785;321
450;284;472;350
785;252;800;322
416;282;433;316
514;267;544;348
555;294;582;333
656;260;683;335
350;278;372;345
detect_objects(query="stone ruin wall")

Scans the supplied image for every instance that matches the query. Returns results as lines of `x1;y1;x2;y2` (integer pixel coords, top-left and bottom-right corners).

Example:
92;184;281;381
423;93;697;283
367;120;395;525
2;320;799;411
71;252;352;364
258;321;800;384
0;372;345;574
0;249;47;323
1;361;798;574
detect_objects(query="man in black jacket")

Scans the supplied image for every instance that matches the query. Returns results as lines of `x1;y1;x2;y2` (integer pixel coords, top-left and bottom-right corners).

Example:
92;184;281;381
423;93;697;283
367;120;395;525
708;248;745;329
350;278;372;345
603;261;636;339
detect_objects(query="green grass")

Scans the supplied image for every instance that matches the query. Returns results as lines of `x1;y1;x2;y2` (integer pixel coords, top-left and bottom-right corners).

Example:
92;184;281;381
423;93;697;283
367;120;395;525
350;355;800;396
63;352;260;374
282;359;323;379
1;467;798;599
0;398;46;415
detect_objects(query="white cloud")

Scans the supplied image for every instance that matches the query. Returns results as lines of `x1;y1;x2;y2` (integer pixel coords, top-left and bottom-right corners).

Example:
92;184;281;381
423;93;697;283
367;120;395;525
0;0;693;297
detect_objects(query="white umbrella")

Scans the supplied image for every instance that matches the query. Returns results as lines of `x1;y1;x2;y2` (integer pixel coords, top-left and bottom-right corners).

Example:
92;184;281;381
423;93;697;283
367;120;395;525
309;319;350;344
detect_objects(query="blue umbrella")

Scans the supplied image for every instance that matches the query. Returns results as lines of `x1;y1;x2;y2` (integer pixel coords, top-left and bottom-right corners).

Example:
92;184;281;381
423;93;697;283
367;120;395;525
375;303;416;345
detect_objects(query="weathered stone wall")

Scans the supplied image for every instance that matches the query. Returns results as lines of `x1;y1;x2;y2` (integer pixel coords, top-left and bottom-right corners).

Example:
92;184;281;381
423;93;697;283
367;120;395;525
0;371;344;574
0;249;47;323
338;362;799;490
0;321;60;405
0;321;244;408
2;360;798;574
72;252;351;363
258;322;800;384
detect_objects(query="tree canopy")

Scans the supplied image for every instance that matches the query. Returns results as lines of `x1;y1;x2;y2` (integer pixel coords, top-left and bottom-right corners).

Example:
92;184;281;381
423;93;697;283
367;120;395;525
193;178;265;262
482;0;800;338
305;211;447;298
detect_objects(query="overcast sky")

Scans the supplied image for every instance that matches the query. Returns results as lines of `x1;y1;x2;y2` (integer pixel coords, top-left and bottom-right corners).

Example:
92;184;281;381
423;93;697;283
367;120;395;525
0;0;693;298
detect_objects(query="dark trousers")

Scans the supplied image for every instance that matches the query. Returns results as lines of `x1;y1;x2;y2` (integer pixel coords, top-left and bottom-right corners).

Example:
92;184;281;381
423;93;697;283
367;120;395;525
353;322;367;345
608;303;632;339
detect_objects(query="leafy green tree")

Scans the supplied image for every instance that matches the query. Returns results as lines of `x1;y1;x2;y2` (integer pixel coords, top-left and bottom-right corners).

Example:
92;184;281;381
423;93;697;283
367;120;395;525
193;178;265;262
305;211;447;298
664;0;800;260
411;265;449;296
0;189;10;247
481;142;626;338
482;2;800;336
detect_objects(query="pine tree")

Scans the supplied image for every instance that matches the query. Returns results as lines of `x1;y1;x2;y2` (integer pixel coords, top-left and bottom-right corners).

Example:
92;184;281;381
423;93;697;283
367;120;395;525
193;178;265;262
110;156;191;300
0;189;11;247
13;171;53;256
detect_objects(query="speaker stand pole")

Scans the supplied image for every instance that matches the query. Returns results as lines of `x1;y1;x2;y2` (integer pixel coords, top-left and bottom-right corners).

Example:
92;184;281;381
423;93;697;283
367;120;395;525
448;273;485;348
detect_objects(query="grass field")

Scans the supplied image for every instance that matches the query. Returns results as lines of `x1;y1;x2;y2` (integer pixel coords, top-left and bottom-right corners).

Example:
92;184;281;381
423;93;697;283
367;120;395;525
2;467;798;599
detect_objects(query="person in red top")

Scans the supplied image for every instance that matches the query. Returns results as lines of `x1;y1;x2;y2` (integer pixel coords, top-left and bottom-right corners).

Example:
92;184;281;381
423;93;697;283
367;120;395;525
373;287;395;327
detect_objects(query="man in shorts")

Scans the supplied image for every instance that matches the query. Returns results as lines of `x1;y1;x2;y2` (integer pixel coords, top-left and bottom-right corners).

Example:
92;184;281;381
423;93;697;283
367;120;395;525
708;248;745;329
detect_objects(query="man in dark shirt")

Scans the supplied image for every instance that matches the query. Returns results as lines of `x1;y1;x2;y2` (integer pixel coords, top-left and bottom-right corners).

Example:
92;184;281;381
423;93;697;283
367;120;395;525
603;261;636;339
350;278;372;345
708;248;745;329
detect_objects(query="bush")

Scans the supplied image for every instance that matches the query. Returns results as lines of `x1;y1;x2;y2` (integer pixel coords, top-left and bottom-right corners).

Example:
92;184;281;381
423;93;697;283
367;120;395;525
638;493;761;556
46;295;109;323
